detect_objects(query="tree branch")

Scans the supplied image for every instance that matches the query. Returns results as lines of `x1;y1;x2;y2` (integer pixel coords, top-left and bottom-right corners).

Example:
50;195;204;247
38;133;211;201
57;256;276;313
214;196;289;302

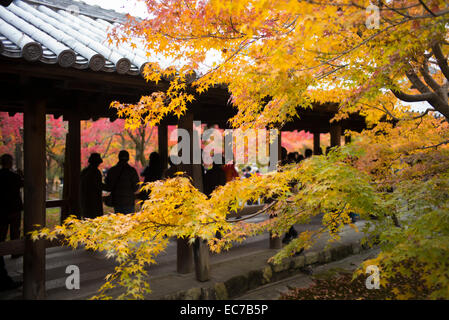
418;0;437;17
391;89;435;102
405;67;432;94
226;201;277;223
418;139;449;150
419;63;441;93
431;42;449;81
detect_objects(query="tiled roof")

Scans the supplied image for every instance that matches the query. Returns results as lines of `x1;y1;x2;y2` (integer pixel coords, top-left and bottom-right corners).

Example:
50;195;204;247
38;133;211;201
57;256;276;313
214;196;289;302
0;0;149;75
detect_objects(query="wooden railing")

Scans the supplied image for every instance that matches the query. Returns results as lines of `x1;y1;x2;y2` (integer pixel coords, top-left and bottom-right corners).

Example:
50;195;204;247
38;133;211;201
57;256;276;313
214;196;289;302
0;199;67;256
45;199;67;209
0;202;272;256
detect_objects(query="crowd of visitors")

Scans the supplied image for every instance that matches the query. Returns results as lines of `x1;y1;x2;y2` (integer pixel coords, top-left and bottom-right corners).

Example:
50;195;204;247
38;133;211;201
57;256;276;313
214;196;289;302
0;144;326;292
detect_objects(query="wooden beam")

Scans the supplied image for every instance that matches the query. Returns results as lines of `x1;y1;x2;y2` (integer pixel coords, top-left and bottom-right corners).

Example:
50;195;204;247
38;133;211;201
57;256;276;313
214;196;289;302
175;113;195;275
313;132;321;155
193;238;210;282
0;57;159;91
177;112;209;280
0;238;63;256
270;130;282;250
345;134;352;144
0;204;265;256
176;237;194;274
46;199;67;209
330;123;342;147
23;97;46;300
0;240;24;256
61;111;81;221
61;134;70;224
158;124;168;172
178;112;203;191
68;112;81;219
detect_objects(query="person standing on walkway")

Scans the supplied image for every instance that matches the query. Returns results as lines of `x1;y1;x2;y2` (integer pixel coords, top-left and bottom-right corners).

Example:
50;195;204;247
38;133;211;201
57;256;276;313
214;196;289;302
80;153;105;219
203;156;226;197
105;150;139;214
0;154;23;248
140;151;162;201
0;154;23;291
222;160;239;183
163;155;181;179
141;152;162;183
305;148;313;158
282;151;307;244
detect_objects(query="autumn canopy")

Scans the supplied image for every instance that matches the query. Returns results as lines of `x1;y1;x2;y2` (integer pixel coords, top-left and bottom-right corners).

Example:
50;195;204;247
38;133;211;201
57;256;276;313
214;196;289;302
28;0;449;299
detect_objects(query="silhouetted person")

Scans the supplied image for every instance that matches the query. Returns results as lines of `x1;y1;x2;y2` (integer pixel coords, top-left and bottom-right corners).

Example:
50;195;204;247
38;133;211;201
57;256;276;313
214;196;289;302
203;156;227;240
80;153;105;219
163;156;180;179
283;151;305;244
287;152;297;164
140;152;162;200
141;152;162;183
0;154;22;291
291;152;302;163
305;148;313;158
280;147;288;166
105;150;139;214
203;156;226;197
0;154;22;246
222;161;239;182
244;166;252;178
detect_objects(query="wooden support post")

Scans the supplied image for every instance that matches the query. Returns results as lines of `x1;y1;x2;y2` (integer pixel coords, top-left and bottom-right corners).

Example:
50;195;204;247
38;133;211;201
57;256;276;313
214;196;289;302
176;112;209;278
270;130;282;250
23;98;46;300
269;229;282;249
14;128;23;171
178;113;203;191
176;237;194;274
345;134;352;144
313;132;321;155
176;114;194;274
68;113;81;218
61;137;70;223
330;123;342;148
61;112;81;221
193;238;210;282
158;123;168;172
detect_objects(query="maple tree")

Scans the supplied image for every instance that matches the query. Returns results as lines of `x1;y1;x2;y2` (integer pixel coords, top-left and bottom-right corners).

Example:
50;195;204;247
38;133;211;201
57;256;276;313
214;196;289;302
82;119;165;174
32;0;449;299
0;112;23;168
81;119;123;169
282;131;328;155
0;113;67;197
108;0;449;130
0;114;161;195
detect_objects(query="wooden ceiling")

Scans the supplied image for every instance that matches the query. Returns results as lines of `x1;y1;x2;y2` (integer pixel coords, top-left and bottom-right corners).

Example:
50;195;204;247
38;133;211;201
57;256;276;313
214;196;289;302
0;57;366;133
